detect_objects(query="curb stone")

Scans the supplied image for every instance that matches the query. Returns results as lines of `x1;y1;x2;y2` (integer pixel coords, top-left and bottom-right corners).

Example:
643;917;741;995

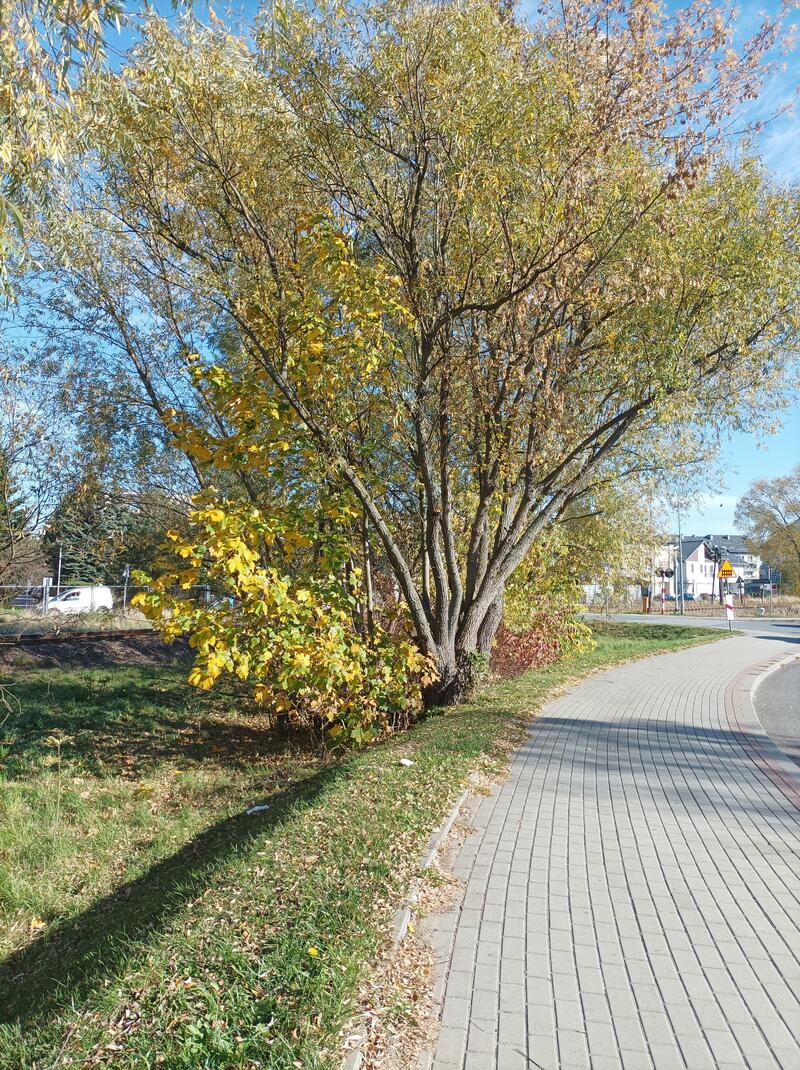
342;788;470;1070
418;637;800;1070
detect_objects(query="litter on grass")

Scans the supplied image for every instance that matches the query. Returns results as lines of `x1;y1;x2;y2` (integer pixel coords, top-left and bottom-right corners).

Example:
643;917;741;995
399;758;415;767
245;803;271;815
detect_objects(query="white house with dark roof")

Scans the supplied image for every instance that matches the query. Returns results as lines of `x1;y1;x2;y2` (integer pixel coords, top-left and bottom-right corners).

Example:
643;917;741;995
661;534;762;599
584;534;775;607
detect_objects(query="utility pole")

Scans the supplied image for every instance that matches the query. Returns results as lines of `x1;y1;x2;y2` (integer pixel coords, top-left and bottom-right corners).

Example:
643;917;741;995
56;543;63;596
676;501;684;615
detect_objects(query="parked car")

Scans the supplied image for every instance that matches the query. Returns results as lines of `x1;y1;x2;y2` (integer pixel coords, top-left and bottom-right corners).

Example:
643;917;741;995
11;586;43;608
683;592;697;601
45;586;114;614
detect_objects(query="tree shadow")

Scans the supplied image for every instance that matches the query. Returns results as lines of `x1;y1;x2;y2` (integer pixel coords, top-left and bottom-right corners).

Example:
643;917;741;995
749;632;800;643
0;758;351;1026
522;714;800;816
2;669;319;777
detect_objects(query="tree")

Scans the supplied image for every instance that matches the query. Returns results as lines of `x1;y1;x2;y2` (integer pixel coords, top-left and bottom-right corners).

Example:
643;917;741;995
0;0;123;281
30;0;800;704
0;360;64;582
43;482;126;584
0;453;41;582
735;466;800;592
42;482;189;585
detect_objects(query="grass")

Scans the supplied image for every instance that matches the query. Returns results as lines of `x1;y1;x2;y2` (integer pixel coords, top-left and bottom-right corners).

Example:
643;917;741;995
0;622;724;1069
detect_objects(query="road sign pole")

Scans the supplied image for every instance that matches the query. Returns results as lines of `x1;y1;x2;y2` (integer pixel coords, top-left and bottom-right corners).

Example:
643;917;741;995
724;594;735;631
42;576;52;615
676;504;684;615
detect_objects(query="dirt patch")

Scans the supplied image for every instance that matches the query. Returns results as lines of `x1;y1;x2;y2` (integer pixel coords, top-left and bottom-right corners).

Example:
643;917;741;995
339;794;481;1070
0;633;191;671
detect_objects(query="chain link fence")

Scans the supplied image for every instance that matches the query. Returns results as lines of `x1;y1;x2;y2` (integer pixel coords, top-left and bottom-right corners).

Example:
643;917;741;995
0;581;215;638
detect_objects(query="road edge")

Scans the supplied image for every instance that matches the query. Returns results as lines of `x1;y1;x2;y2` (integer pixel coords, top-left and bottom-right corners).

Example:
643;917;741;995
725;649;800;810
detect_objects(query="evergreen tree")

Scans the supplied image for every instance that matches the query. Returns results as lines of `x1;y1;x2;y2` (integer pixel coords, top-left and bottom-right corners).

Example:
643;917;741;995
43;482;129;584
0;454;39;582
43;482;187;585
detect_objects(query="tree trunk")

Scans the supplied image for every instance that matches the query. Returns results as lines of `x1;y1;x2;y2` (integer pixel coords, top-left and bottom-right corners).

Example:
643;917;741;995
422;648;481;708
476;592;503;657
422;591;505;708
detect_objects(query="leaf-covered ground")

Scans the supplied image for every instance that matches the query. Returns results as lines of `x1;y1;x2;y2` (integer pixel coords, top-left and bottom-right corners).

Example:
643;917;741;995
0;623;724;1069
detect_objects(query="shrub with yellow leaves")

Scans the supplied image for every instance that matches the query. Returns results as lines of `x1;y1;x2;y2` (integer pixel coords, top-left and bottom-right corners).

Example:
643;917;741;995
132;498;432;742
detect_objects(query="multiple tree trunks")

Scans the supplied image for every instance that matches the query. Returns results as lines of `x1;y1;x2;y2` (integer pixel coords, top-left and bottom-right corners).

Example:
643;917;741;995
4;1;798;708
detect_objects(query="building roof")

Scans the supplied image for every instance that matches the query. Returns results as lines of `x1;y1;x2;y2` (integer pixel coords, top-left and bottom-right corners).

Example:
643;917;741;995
695;534;753;555
671;535;759;565
677;537;709;560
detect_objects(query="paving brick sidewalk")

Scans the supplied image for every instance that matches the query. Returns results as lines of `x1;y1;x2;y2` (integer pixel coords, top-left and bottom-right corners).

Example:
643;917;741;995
425;636;800;1070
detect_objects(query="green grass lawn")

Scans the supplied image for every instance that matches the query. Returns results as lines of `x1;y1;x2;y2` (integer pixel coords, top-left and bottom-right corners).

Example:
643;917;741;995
0;622;723;1069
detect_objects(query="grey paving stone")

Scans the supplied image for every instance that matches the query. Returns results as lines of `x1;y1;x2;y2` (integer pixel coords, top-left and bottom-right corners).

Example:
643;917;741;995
556;1029;591;1068
440;996;471;1032
428;635;800;1070
649;1042;687;1069
702;1028;744;1064
466;1019;496;1054
431;1026;467;1066
444;970;474;1001
584;1019;619;1059
494;1044;529;1070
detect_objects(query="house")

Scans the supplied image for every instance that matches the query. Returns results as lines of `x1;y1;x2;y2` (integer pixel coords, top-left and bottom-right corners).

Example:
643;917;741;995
584;533;777;607
669;537;713;598
656;534;763;600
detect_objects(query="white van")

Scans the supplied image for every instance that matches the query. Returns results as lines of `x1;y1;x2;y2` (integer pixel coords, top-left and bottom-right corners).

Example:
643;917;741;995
45;586;114;614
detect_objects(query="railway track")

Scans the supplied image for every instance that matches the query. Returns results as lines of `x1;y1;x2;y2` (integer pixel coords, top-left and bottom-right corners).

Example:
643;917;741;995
0;628;156;646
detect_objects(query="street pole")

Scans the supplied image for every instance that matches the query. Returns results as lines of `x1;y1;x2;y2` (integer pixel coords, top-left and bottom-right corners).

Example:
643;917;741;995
56;544;62;596
676;502;684;615
122;563;130;615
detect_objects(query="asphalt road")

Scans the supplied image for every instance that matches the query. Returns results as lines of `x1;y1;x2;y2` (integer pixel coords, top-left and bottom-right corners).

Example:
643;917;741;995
754;660;800;768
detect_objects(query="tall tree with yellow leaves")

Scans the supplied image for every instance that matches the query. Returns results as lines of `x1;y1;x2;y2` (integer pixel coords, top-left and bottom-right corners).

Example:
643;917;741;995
28;0;800;705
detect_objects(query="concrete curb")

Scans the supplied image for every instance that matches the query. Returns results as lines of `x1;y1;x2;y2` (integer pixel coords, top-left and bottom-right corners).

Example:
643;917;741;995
727;648;800;809
750;649;800;702
342;788;471;1070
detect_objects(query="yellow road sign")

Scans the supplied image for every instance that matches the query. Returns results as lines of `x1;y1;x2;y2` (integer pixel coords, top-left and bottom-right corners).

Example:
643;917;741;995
718;559;735;579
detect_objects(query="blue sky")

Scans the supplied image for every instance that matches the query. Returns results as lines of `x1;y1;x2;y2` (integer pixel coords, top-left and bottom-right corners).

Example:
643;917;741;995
679;0;799;535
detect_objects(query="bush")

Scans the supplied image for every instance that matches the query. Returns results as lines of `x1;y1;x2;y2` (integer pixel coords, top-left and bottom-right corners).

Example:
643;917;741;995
492;599;595;680
133;500;434;742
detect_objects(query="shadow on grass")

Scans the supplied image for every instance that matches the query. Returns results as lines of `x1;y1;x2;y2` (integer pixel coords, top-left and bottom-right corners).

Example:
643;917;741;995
0;758;351;1026
3;670;319;776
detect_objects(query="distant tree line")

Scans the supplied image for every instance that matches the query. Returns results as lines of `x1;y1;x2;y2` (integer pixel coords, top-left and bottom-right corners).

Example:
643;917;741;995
736;466;800;594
